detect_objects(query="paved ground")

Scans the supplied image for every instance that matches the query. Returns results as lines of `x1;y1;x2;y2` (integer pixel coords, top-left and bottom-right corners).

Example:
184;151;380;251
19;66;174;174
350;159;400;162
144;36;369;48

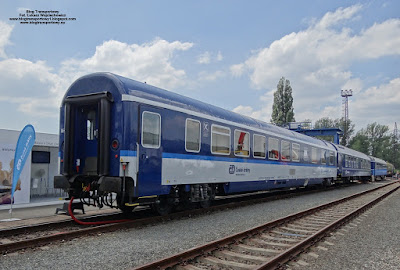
0;200;119;229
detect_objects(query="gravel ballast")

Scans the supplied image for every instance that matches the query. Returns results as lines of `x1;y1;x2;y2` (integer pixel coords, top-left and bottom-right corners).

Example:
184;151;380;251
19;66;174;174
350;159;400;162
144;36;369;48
299;183;400;270
0;181;397;270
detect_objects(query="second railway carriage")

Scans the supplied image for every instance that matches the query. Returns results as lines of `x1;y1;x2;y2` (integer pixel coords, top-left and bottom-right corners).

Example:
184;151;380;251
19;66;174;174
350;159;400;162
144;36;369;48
370;157;387;181
331;143;371;182
55;73;338;213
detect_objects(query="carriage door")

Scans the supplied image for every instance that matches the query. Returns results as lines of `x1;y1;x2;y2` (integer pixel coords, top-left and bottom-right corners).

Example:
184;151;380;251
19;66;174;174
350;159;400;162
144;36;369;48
79;107;98;174
137;105;164;196
63;93;112;177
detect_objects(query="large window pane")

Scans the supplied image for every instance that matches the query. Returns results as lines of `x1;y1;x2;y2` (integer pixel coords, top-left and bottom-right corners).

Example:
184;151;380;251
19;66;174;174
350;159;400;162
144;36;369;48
234;130;250;157
311;147;318;164
142;111;161;148
292;143;300;162
211;125;230;155
329;151;335;165
321;150;326;164
281;140;290;161
186;119;201;152
268;137;279;160
253;134;266;158
303;146;309;162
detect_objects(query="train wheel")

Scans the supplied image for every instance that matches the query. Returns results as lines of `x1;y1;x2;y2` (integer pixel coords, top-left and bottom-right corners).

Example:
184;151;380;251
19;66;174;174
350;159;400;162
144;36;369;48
200;188;215;208
152;196;173;216
323;178;332;187
200;199;212;208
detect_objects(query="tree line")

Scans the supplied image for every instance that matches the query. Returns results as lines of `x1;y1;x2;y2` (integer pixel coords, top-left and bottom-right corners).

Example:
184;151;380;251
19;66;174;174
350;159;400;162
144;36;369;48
270;77;399;170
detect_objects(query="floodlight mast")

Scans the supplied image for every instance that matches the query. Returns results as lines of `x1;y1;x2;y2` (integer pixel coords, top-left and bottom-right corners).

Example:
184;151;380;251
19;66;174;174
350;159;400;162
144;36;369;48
394;122;398;169
341;89;353;145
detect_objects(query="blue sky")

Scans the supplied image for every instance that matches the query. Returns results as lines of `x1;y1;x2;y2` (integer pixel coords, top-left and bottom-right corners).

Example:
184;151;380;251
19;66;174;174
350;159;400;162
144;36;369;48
0;0;399;134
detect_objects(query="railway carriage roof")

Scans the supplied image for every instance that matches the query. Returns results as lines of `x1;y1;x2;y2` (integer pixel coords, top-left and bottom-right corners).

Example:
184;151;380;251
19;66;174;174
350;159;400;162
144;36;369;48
369;156;386;164
332;144;370;160
65;73;336;149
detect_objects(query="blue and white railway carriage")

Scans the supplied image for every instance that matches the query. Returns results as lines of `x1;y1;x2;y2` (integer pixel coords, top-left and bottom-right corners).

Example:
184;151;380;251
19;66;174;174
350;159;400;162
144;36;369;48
370;156;387;181
334;144;371;182
55;73;337;212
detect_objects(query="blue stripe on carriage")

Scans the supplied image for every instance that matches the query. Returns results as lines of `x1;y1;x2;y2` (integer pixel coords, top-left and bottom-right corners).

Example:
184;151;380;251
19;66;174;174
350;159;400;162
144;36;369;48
120;150;137;157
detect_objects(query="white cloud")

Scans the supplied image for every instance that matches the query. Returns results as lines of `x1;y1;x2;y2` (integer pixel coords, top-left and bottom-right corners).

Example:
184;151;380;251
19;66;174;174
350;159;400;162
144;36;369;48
216;51;223;61
316;4;362;29
0;58;66;117
0;23;195;132
61;38;193;90
233;90;274;123
0;21;13;58
197;70;225;82
351;77;400;128
230;63;245;77
197;51;223;64
230;4;400;129
197;51;211;64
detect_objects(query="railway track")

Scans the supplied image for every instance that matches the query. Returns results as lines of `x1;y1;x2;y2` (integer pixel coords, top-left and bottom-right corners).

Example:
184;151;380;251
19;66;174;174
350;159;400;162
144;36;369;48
0;183;355;254
132;181;399;270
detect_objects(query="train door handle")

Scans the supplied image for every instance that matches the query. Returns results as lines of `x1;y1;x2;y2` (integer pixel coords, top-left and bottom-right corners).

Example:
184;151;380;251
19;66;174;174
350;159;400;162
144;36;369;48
141;154;148;159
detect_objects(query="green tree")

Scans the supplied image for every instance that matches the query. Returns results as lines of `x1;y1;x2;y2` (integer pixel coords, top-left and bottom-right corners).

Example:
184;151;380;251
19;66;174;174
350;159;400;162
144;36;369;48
349;131;369;154
387;133;400;170
349;122;391;158
271;77;295;126
314;117;335;129
365;122;390;157
334;117;355;147
313;117;354;146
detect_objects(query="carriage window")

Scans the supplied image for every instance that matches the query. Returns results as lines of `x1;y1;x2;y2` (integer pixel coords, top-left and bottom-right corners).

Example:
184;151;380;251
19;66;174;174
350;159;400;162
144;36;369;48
321;150;326;164
329;151;335;165
234;130;250;157
253;134;266;158
185;119;201;152
211;125;230;155
311;147;318;164
87;110;96;141
303;146;309;162
292;143;300;162
268;138;279;160
281;140;291;161
142;111;161;148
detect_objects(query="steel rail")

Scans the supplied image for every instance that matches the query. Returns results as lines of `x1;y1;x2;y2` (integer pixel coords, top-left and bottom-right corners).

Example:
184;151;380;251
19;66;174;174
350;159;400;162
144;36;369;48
0;181;376;255
132;181;399;270
0;183;341;254
255;182;400;269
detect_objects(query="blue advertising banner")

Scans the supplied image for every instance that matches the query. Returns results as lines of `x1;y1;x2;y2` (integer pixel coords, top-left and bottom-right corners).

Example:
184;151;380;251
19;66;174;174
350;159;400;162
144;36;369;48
11;125;36;201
